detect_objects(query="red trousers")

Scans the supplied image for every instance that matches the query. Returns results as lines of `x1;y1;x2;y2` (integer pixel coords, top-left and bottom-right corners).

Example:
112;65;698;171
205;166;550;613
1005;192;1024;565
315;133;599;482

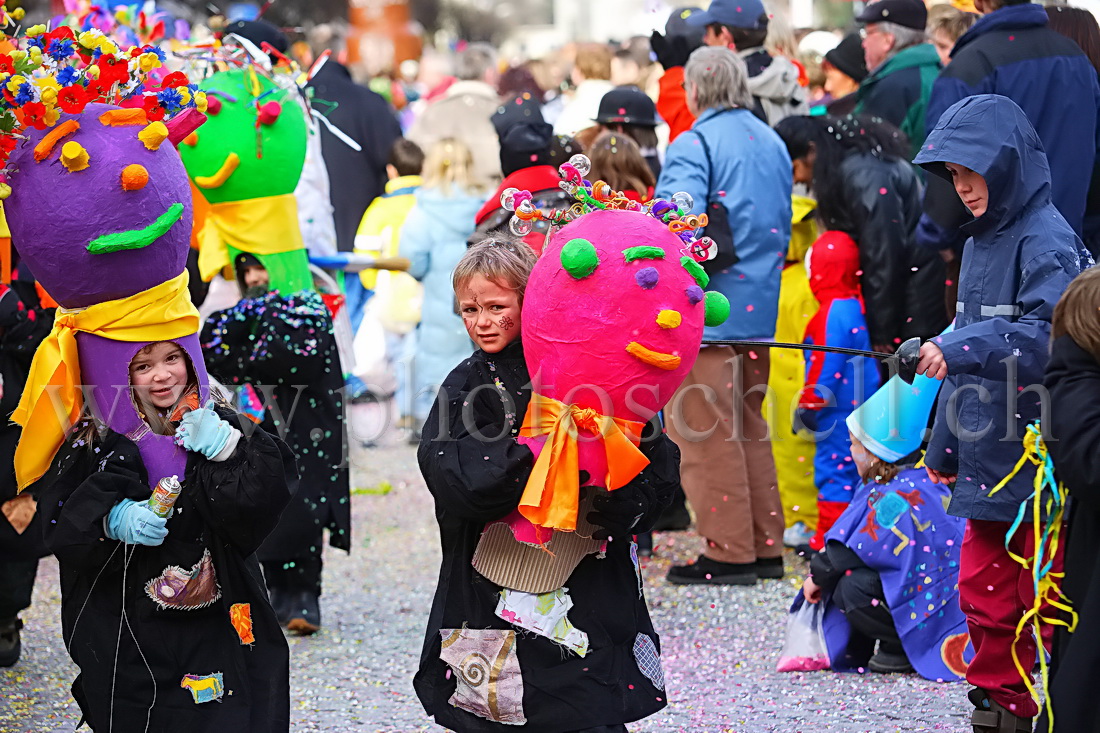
959;519;1060;719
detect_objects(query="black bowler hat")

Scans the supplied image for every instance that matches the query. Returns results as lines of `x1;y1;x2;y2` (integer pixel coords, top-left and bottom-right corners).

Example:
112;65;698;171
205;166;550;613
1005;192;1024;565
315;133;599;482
594;86;658;127
855;0;928;31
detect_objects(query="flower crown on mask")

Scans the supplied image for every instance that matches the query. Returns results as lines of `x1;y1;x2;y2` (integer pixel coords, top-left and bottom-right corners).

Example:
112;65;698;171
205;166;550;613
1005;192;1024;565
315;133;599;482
61;0;178;48
500;153;720;265
0;15;205;183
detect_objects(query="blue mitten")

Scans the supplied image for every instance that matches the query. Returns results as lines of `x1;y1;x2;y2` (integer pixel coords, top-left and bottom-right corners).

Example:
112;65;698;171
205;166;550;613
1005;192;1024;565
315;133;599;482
106;499;169;546
175;406;234;459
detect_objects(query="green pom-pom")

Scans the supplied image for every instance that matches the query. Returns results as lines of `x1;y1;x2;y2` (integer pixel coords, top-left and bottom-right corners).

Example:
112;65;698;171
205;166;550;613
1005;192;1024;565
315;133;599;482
680;256;709;288
704;291;730;327
561;238;600;279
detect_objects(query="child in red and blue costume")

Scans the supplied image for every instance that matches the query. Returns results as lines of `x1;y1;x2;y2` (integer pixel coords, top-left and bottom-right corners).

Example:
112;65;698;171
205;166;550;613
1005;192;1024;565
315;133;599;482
798;231;880;550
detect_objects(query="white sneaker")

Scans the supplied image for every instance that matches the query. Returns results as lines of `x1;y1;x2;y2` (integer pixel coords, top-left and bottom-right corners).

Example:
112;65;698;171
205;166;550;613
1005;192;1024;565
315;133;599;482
783;521;814;548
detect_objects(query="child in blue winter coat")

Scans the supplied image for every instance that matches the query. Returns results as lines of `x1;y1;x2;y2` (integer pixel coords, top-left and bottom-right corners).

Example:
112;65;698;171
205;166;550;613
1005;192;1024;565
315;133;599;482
797;231;880;551
913;94;1089;732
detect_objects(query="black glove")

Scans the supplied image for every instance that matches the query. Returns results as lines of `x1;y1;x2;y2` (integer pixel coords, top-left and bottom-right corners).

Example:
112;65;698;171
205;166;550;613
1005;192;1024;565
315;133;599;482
650;31;695;71
586;477;657;540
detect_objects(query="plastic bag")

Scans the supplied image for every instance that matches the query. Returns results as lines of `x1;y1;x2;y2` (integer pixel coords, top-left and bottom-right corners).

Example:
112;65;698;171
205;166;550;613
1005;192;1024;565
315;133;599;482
776;598;831;672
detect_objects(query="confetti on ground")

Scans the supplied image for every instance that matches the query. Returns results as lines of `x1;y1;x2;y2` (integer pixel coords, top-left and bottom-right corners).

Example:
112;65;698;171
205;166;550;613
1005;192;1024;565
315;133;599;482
1;411;972;732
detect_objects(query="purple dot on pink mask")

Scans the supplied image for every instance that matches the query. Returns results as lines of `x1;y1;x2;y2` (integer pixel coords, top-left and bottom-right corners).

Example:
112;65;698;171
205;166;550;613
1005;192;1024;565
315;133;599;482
686;285;704;304
635;267;659;289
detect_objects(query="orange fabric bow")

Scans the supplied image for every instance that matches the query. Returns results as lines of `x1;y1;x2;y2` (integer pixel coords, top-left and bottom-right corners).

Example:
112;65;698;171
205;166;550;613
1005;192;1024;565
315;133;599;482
518;393;650;532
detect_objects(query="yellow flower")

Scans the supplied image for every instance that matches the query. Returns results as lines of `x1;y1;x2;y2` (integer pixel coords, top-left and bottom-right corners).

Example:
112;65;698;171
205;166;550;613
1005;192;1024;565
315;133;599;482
178;88;192;105
43;105;61;128
5;75;24;94
85;65;100;80
39;87;57;105
25;25;46;37
194;91;208;114
10;8;24;20
27;47;43;65
138;52;161;73
10;50;25;62
0;183;12;200
78;30;103;50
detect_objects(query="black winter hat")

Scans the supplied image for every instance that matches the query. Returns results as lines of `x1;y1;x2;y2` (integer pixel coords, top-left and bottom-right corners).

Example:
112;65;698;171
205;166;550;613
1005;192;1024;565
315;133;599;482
855;0;928;31
223;20;289;55
824;33;869;83
493;94;555;177
595;86;658;127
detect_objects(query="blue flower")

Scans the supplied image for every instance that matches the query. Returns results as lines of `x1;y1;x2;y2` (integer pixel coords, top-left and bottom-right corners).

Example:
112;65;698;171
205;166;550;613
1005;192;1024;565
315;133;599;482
25;37;42;50
157;87;183;111
56;66;78;86
13;83;34;106
47;38;74;61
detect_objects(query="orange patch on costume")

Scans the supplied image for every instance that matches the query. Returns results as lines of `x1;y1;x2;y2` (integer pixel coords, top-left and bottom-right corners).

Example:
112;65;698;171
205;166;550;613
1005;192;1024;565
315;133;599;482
230;603;254;645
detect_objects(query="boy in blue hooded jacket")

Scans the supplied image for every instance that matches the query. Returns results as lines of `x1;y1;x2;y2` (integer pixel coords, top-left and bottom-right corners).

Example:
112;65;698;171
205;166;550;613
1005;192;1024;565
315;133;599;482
913;94;1089;732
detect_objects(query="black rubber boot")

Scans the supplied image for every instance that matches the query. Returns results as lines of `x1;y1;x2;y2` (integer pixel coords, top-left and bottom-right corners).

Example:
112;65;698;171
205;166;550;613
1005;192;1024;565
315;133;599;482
285;589;322;636
969;688;1033;733
868;641;914;673
0;617;23;668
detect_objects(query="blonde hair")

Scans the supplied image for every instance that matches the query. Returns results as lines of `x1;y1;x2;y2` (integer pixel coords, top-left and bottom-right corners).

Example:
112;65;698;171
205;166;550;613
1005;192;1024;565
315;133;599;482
574;43;613;81
1053;265;1100;363
927;4;977;43
587;131;655;200
453;237;538;304
423;138;478;195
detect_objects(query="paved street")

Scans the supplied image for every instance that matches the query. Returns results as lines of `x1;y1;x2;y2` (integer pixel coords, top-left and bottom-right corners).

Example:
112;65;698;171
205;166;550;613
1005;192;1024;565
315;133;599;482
1;405;971;732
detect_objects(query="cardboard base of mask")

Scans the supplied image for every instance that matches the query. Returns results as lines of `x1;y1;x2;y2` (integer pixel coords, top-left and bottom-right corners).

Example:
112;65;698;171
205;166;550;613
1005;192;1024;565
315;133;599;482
229;245;313;295
472;488;603;594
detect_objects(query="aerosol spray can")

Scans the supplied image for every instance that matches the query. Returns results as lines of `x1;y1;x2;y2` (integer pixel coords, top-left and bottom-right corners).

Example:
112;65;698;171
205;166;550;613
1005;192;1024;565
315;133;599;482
148;475;182;518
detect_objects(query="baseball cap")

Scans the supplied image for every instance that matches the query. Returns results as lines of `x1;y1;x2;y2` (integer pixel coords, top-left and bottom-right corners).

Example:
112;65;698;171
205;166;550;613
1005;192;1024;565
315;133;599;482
685;0;767;30
855;0;928;31
665;7;707;38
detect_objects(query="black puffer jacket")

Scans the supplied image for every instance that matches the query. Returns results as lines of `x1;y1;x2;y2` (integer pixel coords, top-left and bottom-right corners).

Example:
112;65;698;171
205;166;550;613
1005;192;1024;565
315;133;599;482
838;152;947;346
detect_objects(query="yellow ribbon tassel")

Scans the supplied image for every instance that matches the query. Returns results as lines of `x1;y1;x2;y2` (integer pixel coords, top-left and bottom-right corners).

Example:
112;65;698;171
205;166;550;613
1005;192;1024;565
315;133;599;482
518;393;650;532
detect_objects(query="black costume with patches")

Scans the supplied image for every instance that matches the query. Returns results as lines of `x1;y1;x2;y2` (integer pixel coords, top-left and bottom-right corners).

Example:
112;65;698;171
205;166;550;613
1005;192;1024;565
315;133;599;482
0;266;56;634
415;340;678;732
33;408;296;732
201;258;350;596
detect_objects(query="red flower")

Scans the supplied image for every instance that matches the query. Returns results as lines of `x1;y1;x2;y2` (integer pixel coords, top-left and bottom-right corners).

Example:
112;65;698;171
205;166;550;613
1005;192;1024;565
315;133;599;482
160;71;188;89
44;26;76;44
142;94;165;121
97;54;130;87
57;85;89;114
0;136;17;156
20;102;48;130
0;55;15;75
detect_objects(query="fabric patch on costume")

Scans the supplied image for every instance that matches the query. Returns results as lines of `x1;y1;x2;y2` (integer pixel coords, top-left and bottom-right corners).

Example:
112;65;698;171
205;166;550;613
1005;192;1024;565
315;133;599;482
230;603;254;645
495;587;589;657
439;628;525;725
145;548;221;610
630;540;643;599
180;672;224;704
633;632;664;690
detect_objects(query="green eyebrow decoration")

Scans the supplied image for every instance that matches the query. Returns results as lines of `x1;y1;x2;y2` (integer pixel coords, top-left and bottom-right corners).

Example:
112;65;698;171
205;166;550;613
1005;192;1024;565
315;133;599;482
680;256;709;289
623;246;665;263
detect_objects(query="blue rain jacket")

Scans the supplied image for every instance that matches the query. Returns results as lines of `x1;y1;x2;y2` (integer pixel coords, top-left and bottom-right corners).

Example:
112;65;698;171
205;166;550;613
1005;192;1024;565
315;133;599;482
656;106;792;340
914;94;1089;521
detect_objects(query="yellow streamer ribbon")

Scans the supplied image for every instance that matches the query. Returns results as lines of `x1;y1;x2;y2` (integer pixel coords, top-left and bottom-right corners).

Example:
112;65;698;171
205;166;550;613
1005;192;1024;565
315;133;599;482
991;426;1078;727
12;270;200;491
518;393;650;532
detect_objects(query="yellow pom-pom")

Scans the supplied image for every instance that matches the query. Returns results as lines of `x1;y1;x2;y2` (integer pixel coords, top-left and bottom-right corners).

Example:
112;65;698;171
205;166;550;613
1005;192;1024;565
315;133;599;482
138;121;168;151
26;24;46;37
193;91;208;114
60;141;90;172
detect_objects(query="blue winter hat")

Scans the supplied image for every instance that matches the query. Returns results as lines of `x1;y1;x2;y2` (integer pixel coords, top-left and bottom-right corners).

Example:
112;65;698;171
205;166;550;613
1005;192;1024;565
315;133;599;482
846;372;944;463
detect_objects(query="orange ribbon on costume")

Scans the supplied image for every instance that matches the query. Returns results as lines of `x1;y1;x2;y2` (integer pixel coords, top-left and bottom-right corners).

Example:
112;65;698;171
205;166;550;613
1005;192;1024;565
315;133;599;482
518;393;650;532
